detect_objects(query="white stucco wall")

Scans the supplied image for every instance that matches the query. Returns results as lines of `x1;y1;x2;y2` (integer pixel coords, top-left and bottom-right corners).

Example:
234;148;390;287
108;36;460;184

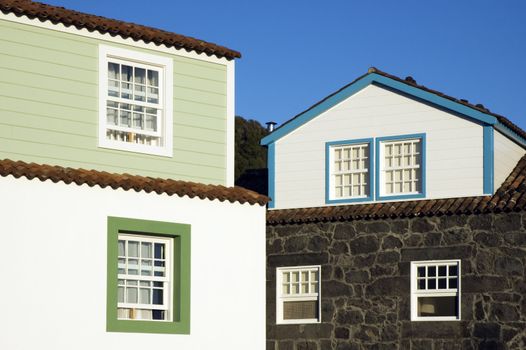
273;84;486;209
494;130;525;189
0;175;266;350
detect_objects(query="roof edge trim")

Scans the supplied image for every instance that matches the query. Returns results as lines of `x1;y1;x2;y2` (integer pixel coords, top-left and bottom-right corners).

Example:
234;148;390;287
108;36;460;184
261;72;498;146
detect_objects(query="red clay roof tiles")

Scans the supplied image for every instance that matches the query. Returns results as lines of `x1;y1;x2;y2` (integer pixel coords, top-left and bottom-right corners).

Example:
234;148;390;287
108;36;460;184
0;159;269;206
267;154;526;224
0;0;241;60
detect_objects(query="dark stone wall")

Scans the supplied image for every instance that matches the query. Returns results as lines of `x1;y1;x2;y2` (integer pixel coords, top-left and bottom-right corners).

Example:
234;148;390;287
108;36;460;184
266;213;526;350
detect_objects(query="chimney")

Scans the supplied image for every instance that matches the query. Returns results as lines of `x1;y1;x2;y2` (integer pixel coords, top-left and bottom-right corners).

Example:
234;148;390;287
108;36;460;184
266;121;277;132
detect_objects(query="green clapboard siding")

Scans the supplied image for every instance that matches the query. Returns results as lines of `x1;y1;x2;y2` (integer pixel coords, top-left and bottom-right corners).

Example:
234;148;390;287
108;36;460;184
0;19;228;185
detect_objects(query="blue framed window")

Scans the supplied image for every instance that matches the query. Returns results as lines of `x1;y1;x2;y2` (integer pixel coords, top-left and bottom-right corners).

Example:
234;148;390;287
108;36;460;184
325;138;374;204
375;133;426;201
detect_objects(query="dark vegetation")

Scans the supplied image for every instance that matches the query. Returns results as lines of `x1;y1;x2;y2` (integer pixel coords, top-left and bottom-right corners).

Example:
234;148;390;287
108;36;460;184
234;116;269;195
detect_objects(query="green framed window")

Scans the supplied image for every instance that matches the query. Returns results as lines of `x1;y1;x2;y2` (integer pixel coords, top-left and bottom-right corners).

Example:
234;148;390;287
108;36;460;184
107;217;190;334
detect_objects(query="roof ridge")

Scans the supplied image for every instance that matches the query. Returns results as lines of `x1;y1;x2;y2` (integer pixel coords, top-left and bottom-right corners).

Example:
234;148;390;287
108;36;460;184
0;158;268;206
0;0;241;59
265;67;526;142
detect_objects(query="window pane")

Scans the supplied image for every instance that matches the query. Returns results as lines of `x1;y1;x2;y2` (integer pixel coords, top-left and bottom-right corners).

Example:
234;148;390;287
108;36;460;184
428;279;436;289
122;65;133;82
449;278;458;289
140;288;150;304
154;243;165;259
417;296;457;317
108;63;120;79
128;241;139;257
147;87;159;104
127;287;138;304
118;286;124;303
438;278;447;289
282;284;290;295
152;310;165;320
438;265;447;276
141;242;152;258
291;271;299;283
135;67;146;84
417;266;425;277
153;289;164;305
428;266;436;277
148;70;159;87
141;259;152;276
418;279;425;290
118;240;125;256
449;265;458;276
283;301;318;320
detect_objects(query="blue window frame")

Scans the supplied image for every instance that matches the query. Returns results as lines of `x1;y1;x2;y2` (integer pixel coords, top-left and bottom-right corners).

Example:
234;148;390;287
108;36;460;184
375;133;426;201
325;138;374;204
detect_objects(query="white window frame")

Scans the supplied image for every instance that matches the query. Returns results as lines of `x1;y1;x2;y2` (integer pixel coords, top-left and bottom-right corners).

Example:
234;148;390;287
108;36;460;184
330;143;370;200
276;265;321;325
410;259;461;321
99;45;173;157
379;138;422;197
117;233;174;322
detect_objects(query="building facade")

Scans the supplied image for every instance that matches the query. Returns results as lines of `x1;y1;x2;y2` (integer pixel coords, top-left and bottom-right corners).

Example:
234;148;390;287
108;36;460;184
263;68;526;349
0;1;267;349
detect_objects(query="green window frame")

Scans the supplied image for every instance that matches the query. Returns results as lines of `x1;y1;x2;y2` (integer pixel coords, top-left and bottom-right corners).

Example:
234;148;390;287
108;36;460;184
106;216;191;334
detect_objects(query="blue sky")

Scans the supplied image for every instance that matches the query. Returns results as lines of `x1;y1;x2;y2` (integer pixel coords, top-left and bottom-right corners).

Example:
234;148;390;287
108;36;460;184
47;0;526;129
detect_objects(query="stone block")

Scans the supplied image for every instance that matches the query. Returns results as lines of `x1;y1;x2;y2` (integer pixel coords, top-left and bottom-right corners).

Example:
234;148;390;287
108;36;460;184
350;236;379;255
401;321;469;338
345;270;370;284
277;340;292;350
490;303;520;322
463;276;510;293
474;232;502;247
401;245;472;261
333;223;356;240
323;281;354;298
268;253;329;267
382;235;403;249
365;277;409;296
376;251;401;264
411;218;436;233
308;235;330;252
334;327;350;339
336;309;364;324
473;322;501;339
494;213;522;233
296;341;318;350
495;256;524;276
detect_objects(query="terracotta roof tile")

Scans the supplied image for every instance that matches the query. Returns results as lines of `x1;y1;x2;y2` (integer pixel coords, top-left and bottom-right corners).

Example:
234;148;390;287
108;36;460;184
0;0;241;60
0;159;268;206
267;154;526;224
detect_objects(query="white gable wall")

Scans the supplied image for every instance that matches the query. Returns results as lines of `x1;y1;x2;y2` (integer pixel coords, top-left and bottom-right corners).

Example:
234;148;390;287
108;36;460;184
273;84;485;209
0;175;266;350
494;130;525;189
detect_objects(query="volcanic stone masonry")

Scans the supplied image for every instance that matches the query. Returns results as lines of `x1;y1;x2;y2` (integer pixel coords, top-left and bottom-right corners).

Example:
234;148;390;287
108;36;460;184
266;212;526;350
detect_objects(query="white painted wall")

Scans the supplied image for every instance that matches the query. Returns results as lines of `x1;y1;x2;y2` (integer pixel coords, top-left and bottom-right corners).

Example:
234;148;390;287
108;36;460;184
0;175;266;350
274;84;485;209
494;130;525;189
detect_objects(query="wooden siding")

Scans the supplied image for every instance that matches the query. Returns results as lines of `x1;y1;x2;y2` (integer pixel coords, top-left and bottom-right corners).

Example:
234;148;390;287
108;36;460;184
494;130;525;189
274;84;485;209
0;19;228;184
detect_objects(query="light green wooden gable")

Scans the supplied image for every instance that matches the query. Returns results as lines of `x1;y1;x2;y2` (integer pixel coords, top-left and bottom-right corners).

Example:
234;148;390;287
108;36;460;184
0;19;228;185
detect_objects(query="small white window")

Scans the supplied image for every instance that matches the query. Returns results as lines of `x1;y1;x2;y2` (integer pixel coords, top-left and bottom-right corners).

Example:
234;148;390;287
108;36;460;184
117;234;173;321
411;260;461;321
331;143;370;199
276;266;321;324
99;46;173;157
380;138;422;196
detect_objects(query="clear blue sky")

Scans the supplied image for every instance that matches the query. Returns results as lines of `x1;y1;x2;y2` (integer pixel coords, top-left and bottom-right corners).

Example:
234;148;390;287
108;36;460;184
47;0;526;129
